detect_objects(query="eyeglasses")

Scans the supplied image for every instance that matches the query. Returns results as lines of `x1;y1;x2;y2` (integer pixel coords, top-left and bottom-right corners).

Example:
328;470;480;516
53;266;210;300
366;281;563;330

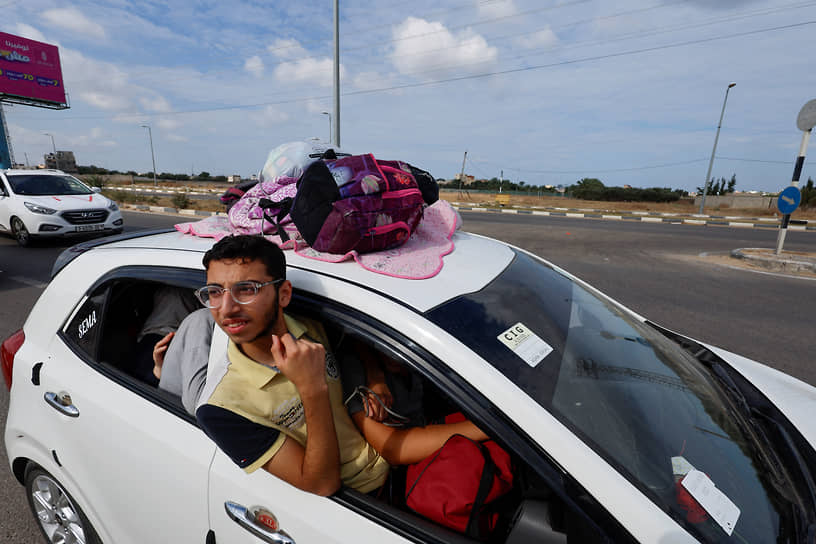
194;279;283;308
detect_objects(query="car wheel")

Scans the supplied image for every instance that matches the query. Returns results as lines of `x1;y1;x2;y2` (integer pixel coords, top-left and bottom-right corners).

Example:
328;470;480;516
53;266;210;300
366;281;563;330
11;217;31;247
25;466;102;544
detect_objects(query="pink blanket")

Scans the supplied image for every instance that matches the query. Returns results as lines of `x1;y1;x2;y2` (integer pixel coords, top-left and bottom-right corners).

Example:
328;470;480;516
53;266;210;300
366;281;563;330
175;200;461;279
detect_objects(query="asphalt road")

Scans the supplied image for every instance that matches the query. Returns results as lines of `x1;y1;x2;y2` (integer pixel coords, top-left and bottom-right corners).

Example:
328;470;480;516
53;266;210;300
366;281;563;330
0;209;814;542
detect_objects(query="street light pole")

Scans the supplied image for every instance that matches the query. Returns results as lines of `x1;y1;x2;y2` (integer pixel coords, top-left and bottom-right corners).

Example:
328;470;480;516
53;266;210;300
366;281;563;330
322;111;332;144
44;132;58;170
699;82;736;214
141;124;157;188
332;0;340;147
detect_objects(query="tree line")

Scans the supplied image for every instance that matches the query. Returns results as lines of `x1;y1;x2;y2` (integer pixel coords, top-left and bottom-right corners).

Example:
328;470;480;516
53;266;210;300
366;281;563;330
77;165;229;182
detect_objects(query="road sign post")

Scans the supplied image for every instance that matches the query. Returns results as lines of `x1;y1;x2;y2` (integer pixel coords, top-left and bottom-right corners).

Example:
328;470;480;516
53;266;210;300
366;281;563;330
775;99;816;255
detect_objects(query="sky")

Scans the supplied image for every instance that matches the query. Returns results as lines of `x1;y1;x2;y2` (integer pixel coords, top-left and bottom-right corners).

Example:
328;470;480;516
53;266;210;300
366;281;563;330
2;0;816;193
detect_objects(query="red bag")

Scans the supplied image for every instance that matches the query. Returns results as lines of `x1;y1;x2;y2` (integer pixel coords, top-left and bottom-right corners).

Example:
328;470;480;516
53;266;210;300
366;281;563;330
405;432;513;539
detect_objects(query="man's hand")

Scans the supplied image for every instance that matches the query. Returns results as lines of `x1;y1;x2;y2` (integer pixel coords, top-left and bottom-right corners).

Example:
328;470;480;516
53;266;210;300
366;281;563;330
152;331;175;379
270;334;327;396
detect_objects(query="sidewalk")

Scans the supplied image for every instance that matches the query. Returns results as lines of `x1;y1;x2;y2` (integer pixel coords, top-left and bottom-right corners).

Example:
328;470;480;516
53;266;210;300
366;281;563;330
731;248;816;274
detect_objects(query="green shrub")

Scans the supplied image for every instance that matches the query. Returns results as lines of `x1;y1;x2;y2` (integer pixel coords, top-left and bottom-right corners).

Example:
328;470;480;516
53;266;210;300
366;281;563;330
171;193;193;209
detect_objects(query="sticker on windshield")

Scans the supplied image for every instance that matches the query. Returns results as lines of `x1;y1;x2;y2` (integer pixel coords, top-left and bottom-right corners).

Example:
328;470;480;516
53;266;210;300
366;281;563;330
681;469;741;536
497;322;553;367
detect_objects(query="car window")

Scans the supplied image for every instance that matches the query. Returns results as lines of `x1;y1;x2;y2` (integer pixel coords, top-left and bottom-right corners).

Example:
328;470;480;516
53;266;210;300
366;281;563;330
425;249;807;543
291;293;630;544
59;266;207;421
7;174;93;195
64;289;108;361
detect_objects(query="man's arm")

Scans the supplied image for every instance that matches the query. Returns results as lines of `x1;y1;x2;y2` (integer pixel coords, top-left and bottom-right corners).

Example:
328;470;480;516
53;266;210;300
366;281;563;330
262;334;340;496
351;412;488;466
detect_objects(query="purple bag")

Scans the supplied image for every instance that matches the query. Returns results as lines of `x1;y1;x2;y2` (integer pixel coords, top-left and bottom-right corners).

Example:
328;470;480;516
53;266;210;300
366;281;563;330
290;154;425;254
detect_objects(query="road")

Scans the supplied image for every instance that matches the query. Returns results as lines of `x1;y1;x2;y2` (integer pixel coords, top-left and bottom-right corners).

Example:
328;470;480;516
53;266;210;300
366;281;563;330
0;209;814;541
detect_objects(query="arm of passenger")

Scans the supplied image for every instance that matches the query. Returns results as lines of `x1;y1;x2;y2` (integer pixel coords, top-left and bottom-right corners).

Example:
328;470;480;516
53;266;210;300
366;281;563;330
263;334;341;496
261;388;340;496
152;331;175;379
351;411;489;465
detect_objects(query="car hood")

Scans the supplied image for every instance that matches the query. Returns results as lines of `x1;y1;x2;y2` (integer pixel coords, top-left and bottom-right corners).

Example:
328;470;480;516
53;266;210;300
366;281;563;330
707;344;816;448
24;193;111;209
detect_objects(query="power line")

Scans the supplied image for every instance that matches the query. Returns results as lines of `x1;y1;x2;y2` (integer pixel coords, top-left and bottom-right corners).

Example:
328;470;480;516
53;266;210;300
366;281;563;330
12;19;815;122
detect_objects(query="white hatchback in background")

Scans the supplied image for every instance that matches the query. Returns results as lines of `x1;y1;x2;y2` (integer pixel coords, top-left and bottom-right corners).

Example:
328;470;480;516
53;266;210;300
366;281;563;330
0;169;123;246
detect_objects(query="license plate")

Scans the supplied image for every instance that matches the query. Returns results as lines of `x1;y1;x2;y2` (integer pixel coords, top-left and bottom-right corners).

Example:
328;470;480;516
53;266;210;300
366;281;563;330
75;224;105;232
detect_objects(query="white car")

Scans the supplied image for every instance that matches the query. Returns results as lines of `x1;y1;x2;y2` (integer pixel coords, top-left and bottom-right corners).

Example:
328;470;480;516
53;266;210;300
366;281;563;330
0;169;123;246
3;228;815;544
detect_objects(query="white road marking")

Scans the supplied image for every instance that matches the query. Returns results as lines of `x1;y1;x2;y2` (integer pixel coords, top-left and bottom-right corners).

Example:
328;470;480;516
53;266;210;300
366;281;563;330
9;276;48;288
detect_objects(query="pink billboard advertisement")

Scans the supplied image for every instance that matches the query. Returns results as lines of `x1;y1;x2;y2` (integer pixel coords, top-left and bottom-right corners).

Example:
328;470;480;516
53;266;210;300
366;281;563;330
0;32;66;106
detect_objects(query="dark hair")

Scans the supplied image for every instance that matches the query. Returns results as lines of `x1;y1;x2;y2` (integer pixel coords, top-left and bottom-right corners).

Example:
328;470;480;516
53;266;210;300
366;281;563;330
203;235;286;280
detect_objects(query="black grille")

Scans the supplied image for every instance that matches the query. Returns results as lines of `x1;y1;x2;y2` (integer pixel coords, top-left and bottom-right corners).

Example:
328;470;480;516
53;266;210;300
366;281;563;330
61;209;109;225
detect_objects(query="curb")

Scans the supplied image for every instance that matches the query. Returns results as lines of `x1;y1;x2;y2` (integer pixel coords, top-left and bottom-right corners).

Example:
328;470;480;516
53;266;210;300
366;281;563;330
731;248;816;273
451;206;816;231
121;203;816;233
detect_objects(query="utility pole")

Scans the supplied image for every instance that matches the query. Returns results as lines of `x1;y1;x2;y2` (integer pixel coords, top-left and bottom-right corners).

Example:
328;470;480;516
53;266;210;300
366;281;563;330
141;124;158;188
458;150;468;197
499;169;503;193
699;82;736;214
332;0;341;147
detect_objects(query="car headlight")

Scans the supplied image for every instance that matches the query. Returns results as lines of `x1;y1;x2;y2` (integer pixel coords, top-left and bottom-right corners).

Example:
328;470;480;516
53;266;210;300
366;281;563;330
108;201;119;211
24;202;58;215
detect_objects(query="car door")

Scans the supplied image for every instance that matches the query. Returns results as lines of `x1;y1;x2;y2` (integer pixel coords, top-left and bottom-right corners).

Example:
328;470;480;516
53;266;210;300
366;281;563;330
208;449;413;544
205;289;633;544
0;176;10;230
32;279;216;543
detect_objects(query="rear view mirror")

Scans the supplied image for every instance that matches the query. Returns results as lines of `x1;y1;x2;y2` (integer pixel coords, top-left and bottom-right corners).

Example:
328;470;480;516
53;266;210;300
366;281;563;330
92;187;102;193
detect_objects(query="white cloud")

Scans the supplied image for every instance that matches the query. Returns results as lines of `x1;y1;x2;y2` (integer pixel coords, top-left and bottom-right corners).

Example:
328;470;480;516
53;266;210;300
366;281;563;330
166;134;188;142
515;28;558;50
351;70;394;92
273;58;339;87
60;49;133;111
477;0;517;19
12;23;47;43
244;55;264;77
42;8;107;40
139;96;173;113
78;91;131;110
389;17;498;79
267;38;307;60
157;118;182;130
254;106;289;127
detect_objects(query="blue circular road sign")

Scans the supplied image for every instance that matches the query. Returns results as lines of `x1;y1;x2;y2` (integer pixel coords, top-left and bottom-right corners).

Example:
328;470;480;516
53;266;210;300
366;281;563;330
777;186;801;215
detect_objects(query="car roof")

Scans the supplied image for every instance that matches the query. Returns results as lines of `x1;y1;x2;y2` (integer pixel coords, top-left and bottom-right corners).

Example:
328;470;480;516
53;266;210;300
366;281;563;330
2;168;65;174
89;229;516;313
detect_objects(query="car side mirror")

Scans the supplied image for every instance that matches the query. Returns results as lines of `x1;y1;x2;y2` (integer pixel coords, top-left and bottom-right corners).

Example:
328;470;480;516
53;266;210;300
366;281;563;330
91;187;102;193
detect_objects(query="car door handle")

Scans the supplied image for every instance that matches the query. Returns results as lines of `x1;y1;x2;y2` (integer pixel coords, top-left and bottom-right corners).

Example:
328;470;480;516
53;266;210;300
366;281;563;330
224;501;295;544
44;391;80;417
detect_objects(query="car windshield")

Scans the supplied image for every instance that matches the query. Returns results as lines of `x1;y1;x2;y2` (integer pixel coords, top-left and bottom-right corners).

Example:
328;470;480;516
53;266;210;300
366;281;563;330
7;174;93;196
426;249;805;542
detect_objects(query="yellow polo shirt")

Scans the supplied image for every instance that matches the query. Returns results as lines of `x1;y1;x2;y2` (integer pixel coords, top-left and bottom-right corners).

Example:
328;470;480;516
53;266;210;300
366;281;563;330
197;314;389;494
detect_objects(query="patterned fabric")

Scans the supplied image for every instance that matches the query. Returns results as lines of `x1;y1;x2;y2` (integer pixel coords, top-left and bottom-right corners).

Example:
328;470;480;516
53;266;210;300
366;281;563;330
175;199;461;280
227;176;299;236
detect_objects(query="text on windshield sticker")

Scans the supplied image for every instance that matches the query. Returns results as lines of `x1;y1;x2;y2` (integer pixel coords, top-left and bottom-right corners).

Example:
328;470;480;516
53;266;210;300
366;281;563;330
497;322;553;367
681;469;740;536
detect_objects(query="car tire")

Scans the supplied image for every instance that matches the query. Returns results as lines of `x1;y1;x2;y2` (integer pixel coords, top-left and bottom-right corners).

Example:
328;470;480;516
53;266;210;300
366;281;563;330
24;465;103;544
11;217;31;247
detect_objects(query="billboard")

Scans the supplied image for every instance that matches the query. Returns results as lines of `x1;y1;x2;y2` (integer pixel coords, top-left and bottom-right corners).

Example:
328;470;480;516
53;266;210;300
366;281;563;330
0;32;67;107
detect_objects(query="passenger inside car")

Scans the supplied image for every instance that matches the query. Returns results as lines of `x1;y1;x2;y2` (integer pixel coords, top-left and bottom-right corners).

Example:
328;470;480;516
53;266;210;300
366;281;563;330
340;339;490;465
